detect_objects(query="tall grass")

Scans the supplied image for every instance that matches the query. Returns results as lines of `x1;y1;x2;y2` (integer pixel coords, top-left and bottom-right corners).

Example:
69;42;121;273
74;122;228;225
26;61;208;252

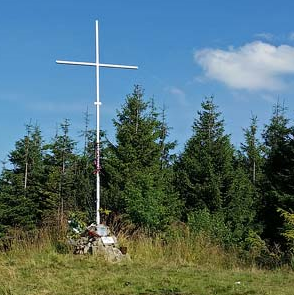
1;225;294;295
0;223;239;269
114;224;239;269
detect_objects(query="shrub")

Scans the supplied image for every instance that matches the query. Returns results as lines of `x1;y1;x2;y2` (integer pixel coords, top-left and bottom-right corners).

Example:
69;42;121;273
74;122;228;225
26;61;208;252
187;209;232;245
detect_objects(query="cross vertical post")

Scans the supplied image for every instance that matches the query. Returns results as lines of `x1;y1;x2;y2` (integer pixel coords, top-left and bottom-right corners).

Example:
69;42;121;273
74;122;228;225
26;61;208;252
95;20;100;225
56;20;138;226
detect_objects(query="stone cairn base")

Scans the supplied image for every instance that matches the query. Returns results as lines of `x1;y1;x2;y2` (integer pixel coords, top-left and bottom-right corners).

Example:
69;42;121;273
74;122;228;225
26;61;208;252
70;224;130;262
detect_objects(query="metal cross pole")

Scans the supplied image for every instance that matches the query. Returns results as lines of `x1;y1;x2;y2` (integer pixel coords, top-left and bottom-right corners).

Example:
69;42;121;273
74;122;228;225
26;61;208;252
56;20;138;226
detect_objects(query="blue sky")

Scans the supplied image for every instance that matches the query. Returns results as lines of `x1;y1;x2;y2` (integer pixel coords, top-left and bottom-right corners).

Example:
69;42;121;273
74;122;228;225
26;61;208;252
1;0;294;163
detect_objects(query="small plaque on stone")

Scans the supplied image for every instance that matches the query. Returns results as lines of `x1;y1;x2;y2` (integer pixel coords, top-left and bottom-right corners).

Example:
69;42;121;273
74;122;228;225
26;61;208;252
101;236;115;245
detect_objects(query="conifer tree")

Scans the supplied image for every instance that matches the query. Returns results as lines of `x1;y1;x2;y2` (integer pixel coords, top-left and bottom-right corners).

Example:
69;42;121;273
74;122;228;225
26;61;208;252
225;166;256;242
44;119;77;221
74;109;96;220
176;96;234;214
102;86;179;230
261;102;294;242
0;123;45;231
241;115;264;184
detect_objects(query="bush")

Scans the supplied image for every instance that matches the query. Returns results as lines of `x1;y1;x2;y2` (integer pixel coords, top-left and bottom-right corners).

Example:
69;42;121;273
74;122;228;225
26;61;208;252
53;240;70;254
187;209;232;245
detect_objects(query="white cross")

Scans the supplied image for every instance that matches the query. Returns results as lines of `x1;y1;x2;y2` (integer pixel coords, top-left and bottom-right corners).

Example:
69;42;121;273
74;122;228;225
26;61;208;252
56;20;138;225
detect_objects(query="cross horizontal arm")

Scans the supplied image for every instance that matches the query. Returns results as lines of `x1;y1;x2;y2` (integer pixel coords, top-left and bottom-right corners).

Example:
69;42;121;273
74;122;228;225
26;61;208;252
56;60;97;66
99;63;138;70
56;60;138;70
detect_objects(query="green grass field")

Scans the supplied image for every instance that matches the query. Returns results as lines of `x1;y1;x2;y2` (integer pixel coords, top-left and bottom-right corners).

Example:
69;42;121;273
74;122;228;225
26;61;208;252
0;232;293;295
1;251;293;295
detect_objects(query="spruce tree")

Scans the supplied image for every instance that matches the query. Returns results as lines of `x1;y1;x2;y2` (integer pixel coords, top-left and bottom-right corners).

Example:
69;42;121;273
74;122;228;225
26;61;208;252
74;110;97;221
102;86;179;230
0;123;45;231
176;96;234;214
241;115;264;184
261;102;294;243
44;119;77;222
238;115;264;236
225;166;256;242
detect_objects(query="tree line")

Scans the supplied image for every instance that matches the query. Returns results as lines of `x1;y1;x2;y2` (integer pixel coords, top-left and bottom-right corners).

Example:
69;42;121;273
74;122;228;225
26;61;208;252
1;85;294;259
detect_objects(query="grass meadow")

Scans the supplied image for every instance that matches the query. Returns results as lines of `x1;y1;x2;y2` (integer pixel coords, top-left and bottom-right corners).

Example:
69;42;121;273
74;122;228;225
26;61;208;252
0;227;294;295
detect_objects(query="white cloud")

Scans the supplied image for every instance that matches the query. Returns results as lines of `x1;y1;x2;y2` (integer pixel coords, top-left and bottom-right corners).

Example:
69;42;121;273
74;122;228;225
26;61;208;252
194;41;294;91
254;33;274;41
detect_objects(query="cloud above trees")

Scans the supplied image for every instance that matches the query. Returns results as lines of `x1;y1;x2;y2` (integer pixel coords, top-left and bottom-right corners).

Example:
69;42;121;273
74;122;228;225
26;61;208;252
194;41;294;91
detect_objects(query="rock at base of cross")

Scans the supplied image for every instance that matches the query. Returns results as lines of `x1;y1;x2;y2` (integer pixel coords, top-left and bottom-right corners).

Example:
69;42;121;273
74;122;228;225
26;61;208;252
71;224;130;262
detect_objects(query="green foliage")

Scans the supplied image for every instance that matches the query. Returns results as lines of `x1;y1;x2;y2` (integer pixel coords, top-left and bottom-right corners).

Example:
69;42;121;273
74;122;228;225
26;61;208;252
188;209;232;244
0;123;45;231
102;86;180;229
53;240;70;254
67;211;87;238
243;230;283;269
240;115;264;184
124;173;175;231
176;96;234;214
278;208;294;250
176;97;261;246
243;229;270;266
225;166;256;242
44;119;78;216
2;237;294;295
260;102;294;243
2;87;294;265
245;229;267;255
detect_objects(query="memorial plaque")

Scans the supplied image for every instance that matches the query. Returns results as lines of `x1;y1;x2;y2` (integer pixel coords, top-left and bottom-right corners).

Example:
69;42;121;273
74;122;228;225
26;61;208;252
101;236;115;245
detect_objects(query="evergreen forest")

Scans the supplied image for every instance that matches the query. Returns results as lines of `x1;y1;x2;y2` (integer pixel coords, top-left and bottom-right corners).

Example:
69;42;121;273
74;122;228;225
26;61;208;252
1;85;294;266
